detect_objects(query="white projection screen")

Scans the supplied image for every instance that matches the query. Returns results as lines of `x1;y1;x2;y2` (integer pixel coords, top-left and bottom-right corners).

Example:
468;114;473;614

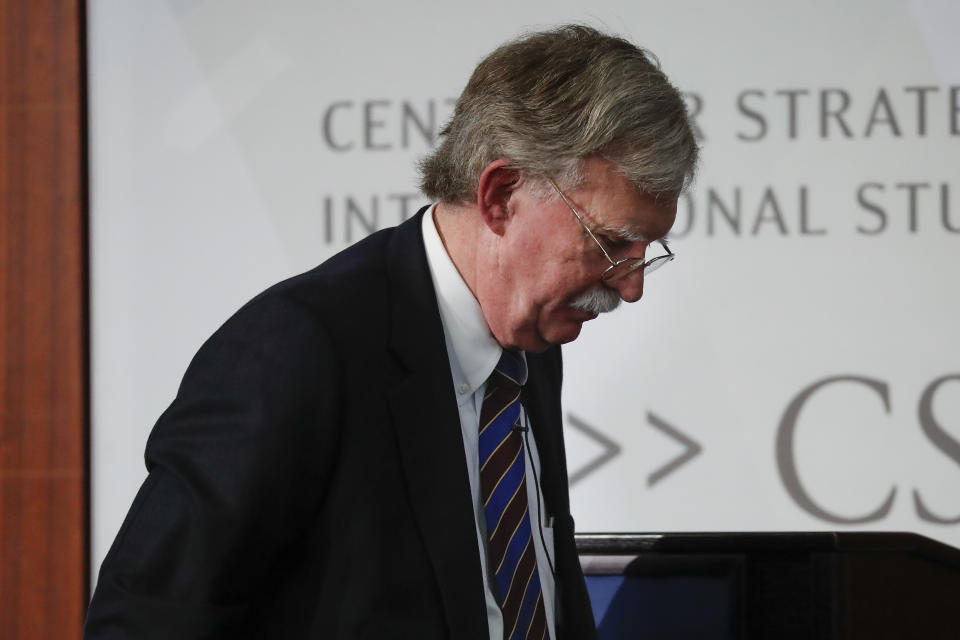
88;0;960;580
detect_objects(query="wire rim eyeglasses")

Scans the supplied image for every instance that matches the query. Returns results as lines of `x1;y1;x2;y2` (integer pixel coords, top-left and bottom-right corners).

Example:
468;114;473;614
548;178;675;283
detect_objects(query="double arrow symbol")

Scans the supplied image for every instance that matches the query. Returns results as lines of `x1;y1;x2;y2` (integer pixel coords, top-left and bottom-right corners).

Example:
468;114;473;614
566;412;702;487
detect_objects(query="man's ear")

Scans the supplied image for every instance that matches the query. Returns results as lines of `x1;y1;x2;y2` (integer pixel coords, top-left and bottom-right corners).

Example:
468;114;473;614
476;159;521;236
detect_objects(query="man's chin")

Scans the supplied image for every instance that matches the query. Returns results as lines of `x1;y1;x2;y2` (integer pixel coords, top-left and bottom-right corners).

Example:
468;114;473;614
507;308;597;351
536;317;587;349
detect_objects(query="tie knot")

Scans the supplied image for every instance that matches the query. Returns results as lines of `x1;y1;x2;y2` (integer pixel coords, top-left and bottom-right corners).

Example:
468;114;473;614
494;350;528;389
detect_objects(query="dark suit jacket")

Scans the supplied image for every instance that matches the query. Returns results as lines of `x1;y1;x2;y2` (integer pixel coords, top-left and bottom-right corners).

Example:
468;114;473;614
84;209;597;639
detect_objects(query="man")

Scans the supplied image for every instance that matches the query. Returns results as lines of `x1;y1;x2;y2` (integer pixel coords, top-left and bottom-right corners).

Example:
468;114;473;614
85;24;697;639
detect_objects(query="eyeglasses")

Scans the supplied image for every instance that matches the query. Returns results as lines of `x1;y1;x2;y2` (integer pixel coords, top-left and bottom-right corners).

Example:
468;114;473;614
548;178;675;283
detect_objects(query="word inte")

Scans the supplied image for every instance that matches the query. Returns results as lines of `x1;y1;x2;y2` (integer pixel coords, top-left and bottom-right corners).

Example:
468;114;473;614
322;193;426;244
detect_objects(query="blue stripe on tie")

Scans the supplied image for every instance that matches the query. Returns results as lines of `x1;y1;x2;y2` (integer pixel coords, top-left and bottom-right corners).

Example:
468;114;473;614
495;515;531;592
478;402;521;462
510;571;543;640
497;351;528;386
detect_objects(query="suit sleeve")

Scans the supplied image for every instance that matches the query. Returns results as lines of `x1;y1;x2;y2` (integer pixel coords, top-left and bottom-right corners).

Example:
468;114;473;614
84;293;341;639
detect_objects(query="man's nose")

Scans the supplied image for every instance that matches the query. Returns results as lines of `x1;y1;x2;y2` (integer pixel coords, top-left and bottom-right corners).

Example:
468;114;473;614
608;269;644;303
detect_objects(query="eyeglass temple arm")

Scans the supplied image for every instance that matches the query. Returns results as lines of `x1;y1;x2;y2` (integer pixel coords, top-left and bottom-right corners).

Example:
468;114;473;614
548;179;617;265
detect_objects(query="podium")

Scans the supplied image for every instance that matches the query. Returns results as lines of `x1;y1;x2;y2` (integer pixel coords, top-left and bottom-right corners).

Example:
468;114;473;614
577;532;960;639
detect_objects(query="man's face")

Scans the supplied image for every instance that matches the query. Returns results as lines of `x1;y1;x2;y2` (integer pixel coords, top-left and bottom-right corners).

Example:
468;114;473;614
479;157;677;352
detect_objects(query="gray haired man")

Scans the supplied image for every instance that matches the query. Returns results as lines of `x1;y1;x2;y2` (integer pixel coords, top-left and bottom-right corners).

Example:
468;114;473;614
86;24;697;640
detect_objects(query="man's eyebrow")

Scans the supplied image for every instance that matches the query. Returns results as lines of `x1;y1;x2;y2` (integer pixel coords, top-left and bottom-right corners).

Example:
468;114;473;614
599;225;649;243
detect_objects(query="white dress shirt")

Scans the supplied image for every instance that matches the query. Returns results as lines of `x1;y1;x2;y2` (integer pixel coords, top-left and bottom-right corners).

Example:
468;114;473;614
422;205;557;640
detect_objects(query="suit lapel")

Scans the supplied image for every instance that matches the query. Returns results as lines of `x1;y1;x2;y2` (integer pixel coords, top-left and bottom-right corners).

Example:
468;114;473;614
524;349;582;640
522;350;570;520
384;209;489;639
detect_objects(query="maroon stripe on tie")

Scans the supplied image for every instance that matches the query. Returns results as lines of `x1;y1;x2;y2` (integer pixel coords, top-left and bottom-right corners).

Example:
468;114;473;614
488;475;529;567
501;539;537;631
479;382;520;431
525;593;547;640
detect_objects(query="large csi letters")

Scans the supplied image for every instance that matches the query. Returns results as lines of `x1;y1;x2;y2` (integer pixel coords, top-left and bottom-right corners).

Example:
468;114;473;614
777;375;960;525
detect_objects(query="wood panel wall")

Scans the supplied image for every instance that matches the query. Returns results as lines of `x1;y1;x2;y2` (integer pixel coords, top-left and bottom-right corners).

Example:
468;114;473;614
0;0;88;637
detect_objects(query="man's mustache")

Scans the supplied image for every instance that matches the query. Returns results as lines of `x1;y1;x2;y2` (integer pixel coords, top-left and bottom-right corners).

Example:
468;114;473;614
569;285;621;315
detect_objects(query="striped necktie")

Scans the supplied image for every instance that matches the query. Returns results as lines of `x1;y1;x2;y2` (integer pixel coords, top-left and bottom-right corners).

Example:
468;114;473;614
479;350;550;640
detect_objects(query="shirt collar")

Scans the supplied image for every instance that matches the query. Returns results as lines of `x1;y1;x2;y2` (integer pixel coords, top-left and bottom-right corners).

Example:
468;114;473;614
422;204;502;395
